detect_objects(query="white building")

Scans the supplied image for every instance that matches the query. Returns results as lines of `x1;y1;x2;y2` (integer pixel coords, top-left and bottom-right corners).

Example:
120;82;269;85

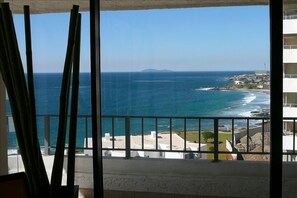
84;132;208;160
283;4;297;132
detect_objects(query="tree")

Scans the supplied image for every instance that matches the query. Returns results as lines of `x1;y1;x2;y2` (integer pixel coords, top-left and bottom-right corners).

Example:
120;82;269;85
202;131;214;143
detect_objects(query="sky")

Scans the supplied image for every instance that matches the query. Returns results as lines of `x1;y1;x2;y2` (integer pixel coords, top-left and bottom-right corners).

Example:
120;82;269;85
13;6;269;73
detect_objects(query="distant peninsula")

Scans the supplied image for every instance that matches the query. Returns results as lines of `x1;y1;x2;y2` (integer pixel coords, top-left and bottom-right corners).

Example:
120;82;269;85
209;71;270;92
141;69;173;73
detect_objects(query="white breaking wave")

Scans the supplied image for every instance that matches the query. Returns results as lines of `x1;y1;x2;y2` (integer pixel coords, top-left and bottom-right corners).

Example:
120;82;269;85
239;111;251;117
196;87;213;91
257;99;270;105
242;93;256;106
253;95;270;105
219;91;269;118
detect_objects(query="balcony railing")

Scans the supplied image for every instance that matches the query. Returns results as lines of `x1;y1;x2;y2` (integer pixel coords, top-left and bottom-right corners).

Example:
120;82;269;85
284;14;297;20
284;74;297;78
284;103;297;107
6;115;297;161
284;45;297;49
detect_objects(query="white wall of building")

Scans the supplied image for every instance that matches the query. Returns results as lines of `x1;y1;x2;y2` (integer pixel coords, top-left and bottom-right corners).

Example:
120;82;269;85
284;19;297;34
284;78;297;92
284;107;297;117
283;4;297;137
284;49;297;63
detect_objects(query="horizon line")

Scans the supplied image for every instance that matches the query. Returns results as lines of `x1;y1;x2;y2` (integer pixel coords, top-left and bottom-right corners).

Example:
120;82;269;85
31;70;270;74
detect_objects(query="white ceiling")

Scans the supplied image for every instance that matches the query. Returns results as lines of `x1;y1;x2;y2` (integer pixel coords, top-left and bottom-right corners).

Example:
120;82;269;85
1;0;270;14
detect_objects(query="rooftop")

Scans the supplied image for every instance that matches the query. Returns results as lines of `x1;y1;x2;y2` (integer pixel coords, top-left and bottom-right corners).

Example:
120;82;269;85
84;132;207;159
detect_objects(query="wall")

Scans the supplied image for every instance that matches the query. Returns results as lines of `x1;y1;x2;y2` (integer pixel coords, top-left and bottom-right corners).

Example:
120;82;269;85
72;157;296;198
234;122;270;142
284;19;297;35
8;155;297;197
284;49;297;63
284;107;297;117
284;78;297;93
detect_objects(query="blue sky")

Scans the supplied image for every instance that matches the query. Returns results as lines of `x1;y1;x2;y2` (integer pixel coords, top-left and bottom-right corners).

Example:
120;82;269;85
14;12;91;73
13;6;269;73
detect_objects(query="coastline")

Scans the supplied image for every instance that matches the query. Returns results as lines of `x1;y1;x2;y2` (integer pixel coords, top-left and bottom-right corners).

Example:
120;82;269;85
230;88;270;94
223;72;270;94
210;86;270;94
208;84;270;117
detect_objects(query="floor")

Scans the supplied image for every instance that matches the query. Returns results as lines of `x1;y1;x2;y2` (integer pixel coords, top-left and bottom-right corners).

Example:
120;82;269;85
79;189;238;198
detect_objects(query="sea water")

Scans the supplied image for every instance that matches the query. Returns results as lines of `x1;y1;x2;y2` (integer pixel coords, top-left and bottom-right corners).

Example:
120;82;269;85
6;71;270;148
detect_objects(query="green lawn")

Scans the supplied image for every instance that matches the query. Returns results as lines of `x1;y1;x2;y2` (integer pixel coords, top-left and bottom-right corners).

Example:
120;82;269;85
176;131;233;160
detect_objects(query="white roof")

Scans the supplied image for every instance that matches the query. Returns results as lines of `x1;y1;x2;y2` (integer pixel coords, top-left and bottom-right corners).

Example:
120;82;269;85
85;133;206;151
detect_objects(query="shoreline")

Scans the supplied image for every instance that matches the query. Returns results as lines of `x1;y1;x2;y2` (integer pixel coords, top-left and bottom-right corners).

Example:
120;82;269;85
224;72;270;94
231;88;270;94
210;86;270;94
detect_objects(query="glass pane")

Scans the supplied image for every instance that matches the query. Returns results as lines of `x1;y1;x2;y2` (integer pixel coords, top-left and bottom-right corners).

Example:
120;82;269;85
101;6;270;161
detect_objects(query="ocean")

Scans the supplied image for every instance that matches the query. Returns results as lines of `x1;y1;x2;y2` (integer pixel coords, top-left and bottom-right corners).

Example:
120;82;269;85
7;71;270;148
101;71;269;117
